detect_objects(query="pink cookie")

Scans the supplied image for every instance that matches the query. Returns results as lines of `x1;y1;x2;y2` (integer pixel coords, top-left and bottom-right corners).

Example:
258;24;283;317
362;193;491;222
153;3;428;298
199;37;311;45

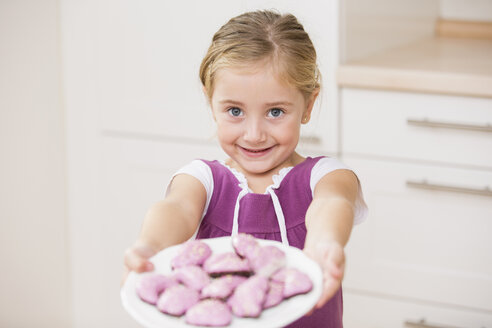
203;252;251;276
263;280;284;309
201;274;247;299
171;240;212;269
271;268;312;298
173;265;210;291
185;299;232;327
227;275;268;318
231;233;259;258
136;273;178;305
157;284;200;316
248;245;286;277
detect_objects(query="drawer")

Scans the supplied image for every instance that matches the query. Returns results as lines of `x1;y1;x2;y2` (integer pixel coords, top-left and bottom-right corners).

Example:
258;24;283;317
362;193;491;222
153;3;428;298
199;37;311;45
343;290;492;328
341;88;492;168
342;156;492;312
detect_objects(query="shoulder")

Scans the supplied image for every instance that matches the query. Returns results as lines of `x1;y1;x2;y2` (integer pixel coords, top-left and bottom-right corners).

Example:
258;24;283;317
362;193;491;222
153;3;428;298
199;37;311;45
310;156;368;225
309;157;352;191
167;159;214;199
170;159;211;187
175;159;213;181
165;160;215;215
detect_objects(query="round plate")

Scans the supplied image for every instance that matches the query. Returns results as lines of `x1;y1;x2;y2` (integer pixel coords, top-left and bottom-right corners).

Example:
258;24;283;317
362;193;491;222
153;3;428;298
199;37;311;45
121;236;323;328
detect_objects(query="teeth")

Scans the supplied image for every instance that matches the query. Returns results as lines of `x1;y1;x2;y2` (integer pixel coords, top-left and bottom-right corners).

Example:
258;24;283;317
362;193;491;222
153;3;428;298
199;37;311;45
240;146;271;153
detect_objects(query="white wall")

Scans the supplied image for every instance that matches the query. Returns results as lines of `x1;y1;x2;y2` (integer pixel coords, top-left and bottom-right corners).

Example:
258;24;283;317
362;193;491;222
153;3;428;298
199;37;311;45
341;0;492;63
341;0;439;62
0;0;70;327
439;0;492;21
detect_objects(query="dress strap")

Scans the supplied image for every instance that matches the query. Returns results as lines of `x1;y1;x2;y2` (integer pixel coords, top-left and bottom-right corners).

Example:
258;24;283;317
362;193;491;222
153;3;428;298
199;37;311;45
266;186;289;246
231;182;249;236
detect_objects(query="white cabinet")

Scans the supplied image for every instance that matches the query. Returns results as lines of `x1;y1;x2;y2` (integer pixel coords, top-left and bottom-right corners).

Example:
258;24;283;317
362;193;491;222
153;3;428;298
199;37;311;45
69;136;225;328
344;157;492;309
344;291;492;328
342;88;492;168
341;88;492;327
94;1;239;140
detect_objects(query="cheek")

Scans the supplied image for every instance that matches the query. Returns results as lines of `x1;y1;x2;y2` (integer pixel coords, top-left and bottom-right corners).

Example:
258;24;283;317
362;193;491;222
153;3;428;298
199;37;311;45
276;120;301;143
216;122;237;143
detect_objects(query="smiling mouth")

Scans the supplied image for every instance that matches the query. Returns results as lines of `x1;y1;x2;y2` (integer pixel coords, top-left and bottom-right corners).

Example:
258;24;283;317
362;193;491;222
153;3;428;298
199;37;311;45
245;147;270;152
239;146;274;156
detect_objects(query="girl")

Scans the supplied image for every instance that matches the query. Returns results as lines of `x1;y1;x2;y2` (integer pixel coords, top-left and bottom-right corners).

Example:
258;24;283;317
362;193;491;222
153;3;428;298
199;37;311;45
123;10;367;327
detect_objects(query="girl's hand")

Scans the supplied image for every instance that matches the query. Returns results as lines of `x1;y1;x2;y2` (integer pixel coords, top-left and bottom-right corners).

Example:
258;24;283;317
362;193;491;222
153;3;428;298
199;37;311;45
121;242;157;286
303;239;345;310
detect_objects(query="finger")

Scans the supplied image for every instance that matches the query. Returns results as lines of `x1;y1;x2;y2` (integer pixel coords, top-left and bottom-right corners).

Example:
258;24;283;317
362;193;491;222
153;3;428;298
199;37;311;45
316;278;341;309
327;260;344;280
325;248;345;278
124;248;154;273
326;245;344;266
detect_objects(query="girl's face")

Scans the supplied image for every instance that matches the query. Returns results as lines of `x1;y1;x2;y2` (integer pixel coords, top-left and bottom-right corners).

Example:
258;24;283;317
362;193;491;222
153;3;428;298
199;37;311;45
209;63;317;177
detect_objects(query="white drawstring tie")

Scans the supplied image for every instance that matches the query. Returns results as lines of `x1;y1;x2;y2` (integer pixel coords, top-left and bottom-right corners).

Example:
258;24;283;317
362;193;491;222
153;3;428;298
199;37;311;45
231;182;289;246
266;186;289;246
231;182;249;237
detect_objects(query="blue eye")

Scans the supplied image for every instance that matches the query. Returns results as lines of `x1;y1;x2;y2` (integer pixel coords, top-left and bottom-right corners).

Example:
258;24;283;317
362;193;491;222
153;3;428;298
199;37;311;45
268;108;284;117
228;107;243;117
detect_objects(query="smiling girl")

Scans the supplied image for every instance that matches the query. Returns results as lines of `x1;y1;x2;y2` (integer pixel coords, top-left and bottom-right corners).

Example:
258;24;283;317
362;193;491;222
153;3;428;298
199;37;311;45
124;10;367;327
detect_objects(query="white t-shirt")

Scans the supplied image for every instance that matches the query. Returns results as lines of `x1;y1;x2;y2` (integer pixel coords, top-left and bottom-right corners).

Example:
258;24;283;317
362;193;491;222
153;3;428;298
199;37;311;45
171;157;368;225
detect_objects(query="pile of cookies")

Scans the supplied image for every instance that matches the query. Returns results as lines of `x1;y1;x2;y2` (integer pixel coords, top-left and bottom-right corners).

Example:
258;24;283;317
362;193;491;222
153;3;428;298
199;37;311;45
136;233;313;327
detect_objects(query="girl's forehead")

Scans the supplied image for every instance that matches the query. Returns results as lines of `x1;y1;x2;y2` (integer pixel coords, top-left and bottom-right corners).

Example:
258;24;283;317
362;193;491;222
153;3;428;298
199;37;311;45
214;64;298;96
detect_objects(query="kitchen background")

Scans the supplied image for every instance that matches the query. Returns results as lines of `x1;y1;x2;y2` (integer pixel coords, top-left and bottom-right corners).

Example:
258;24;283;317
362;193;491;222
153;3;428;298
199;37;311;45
1;0;491;327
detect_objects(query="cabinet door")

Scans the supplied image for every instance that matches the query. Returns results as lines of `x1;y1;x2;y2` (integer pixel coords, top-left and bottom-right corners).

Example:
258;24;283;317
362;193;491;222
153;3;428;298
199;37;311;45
69;136;225;327
341;88;492;168
95;0;242;139
344;291;492;328
343;156;492;312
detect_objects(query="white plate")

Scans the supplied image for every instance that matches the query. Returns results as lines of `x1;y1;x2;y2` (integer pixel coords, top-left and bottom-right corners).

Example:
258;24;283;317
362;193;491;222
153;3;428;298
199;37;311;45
121;236;323;328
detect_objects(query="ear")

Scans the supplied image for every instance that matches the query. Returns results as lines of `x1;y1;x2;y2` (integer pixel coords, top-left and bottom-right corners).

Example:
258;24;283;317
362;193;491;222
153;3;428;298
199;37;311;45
302;88;320;124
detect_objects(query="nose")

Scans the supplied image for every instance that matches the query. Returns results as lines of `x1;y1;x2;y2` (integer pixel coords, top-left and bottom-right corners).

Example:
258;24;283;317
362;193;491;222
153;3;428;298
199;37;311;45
243;118;267;144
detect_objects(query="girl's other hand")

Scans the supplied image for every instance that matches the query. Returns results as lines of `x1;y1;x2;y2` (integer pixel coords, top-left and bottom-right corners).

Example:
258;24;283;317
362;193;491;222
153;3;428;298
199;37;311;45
121;242;157;286
303;239;345;311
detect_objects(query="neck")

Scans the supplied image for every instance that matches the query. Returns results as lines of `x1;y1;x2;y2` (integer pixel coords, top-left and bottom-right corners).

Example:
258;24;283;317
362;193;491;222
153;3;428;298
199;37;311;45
225;152;305;181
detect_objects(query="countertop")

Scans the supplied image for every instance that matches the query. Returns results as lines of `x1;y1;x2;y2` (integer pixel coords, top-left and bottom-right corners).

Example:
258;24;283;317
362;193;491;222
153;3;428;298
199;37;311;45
337;37;492;98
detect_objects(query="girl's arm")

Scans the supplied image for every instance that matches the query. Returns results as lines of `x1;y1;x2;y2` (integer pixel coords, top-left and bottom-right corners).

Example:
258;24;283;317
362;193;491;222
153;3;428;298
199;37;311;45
303;169;359;309
123;174;207;279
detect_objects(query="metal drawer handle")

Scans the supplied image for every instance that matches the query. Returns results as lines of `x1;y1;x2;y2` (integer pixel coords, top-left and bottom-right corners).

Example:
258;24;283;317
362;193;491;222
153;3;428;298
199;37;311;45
299;135;322;145
407;118;492;133
406;179;492;197
405;319;463;328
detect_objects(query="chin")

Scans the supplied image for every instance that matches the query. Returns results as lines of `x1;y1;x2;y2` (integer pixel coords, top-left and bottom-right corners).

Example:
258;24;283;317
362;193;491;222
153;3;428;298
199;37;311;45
237;160;277;175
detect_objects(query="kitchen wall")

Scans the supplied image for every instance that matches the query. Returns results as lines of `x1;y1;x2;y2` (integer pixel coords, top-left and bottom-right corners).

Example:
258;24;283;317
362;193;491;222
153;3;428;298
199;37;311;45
0;0;70;326
440;0;492;21
341;0;492;63
340;0;439;62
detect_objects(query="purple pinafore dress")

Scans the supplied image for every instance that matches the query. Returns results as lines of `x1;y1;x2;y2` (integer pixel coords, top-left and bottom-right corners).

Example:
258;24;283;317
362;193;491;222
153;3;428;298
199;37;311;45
195;156;343;328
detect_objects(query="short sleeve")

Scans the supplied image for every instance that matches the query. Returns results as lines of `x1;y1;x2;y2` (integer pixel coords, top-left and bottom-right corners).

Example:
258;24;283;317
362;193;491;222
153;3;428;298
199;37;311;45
310;157;368;225
165;159;214;219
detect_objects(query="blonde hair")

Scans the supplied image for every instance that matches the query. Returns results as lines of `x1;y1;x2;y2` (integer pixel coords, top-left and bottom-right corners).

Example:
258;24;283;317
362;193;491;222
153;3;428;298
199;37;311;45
199;10;321;102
